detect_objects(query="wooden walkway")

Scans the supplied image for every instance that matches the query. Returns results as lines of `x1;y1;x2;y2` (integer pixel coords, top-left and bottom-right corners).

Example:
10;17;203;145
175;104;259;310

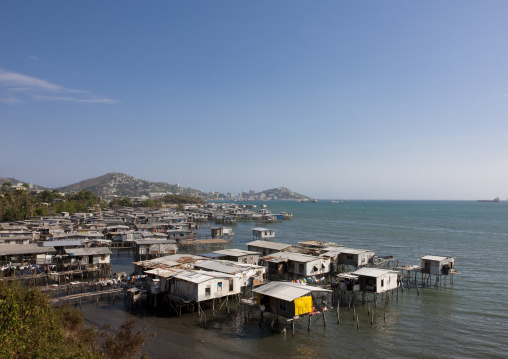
49;287;124;305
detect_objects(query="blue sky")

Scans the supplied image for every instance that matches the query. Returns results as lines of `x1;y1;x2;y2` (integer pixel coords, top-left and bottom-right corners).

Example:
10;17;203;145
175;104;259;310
1;1;507;200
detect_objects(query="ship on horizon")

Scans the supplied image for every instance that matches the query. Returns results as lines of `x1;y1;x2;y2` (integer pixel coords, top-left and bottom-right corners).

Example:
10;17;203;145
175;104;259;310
477;197;501;203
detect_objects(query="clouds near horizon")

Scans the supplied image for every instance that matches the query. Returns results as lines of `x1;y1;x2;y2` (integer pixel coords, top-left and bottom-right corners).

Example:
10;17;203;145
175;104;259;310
0;68;118;104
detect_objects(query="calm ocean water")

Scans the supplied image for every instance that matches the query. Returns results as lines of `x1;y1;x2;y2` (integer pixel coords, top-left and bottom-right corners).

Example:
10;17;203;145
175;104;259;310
82;201;508;358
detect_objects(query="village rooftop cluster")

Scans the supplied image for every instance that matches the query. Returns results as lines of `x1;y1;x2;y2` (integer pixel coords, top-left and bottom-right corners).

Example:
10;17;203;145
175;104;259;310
0;202;458;335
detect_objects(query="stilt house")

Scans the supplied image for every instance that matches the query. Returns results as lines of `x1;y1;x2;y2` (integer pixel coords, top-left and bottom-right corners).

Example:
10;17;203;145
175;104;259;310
420;255;455;275
252;227;275;241
247;240;296;256
252;281;332;318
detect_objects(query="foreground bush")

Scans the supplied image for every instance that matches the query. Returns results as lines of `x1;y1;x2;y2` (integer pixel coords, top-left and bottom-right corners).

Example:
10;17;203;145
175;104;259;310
0;281;150;359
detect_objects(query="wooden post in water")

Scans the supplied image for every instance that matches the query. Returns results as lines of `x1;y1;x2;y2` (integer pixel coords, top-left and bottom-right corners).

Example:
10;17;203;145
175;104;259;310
353;305;356;320
323;311;326;327
371;309;374;325
356;315;359;329
337;306;340;324
308;314;311;331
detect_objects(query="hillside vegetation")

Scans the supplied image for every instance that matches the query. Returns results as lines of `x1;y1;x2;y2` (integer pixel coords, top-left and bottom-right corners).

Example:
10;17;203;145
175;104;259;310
0;185;105;221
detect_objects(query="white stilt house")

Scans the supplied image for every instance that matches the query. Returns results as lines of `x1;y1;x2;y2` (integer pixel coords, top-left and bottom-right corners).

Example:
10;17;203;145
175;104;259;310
352;267;399;293
252;227;275;241
420;255;455;275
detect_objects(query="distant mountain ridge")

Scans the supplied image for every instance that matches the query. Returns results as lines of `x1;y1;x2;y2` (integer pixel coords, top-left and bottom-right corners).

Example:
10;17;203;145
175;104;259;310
56;173;206;199
1;173;312;201
0;177;49;191
249;187;311;201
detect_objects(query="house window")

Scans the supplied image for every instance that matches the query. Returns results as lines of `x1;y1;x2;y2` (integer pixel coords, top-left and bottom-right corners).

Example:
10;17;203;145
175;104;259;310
347;255;353;260
299;263;304;273
381;279;384;287
229;278;234;292
217;282;222;291
279;300;288;312
205;287;211;296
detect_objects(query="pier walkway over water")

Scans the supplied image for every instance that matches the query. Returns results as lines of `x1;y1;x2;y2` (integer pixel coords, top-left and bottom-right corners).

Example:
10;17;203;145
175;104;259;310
49;287;124;305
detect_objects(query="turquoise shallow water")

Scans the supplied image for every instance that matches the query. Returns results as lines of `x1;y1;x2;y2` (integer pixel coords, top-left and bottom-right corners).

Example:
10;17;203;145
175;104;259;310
83;200;508;358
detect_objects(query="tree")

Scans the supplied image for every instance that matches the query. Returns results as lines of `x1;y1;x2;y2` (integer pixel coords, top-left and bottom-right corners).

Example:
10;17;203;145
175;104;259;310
119;197;132;207
144;199;161;208
0;281;151;358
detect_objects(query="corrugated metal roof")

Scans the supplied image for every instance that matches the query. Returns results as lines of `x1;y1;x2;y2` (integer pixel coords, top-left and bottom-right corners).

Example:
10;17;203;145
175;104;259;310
173;270;232;284
337;248;374;255
65;247;112;256
144;268;183;278
253;281;330;302
53;233;104;238
321;251;340;258
353;267;398;278
134;259;180;269
134;254;206;269
134;239;177;245
246;240;293;250
261;252;320;263
200;253;224;259
0;243;55;255
322;246;346;252
420;255;452;261
195;260;250;274
0;235;32;240
213;249;259;257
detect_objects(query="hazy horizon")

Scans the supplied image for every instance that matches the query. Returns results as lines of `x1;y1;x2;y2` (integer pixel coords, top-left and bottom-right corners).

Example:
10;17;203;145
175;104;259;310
1;1;507;200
